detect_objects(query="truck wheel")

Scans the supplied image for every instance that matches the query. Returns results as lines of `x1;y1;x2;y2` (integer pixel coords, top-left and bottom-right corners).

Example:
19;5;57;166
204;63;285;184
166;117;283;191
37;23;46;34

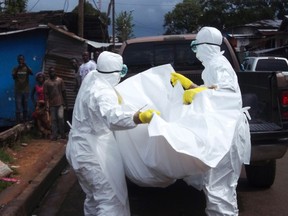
244;160;276;188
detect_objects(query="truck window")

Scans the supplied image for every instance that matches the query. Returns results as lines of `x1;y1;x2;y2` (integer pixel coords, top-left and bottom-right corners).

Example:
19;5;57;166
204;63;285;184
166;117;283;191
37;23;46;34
121;37;238;76
255;59;288;71
121;41;204;75
154;44;174;65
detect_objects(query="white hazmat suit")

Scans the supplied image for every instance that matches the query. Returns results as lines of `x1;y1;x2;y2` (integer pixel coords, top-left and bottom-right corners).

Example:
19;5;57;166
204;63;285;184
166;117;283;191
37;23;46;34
66;51;137;216
193;26;251;215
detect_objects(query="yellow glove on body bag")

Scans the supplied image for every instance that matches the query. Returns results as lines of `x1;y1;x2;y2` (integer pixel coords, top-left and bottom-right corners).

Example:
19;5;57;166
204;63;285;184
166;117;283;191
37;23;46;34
171;72;193;90
139;109;160;123
183;86;208;104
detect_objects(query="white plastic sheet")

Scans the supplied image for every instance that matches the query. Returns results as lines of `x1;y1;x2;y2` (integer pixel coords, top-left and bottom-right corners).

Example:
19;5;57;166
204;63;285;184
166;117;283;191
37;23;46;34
115;64;244;187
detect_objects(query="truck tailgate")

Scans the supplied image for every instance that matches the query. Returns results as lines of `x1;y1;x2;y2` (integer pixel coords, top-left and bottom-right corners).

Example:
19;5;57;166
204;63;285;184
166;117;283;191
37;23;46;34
237;71;288;142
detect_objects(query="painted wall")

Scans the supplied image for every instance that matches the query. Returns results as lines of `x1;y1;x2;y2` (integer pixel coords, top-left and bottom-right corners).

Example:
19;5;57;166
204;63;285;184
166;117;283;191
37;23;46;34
0;29;48;127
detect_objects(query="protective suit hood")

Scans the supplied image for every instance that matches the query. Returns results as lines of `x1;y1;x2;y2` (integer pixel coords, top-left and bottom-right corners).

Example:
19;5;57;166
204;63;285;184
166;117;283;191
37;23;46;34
96;51;123;86
196;26;222;45
195;26;240;93
195;27;223;65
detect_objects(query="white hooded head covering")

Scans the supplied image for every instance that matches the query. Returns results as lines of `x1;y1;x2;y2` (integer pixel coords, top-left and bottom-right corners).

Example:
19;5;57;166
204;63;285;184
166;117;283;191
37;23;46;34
96;51;123;86
196;26;223;45
195;26;240;93
195;27;222;64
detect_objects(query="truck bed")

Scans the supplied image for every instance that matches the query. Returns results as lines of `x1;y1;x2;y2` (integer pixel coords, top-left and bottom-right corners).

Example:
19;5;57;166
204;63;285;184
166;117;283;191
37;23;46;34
186;71;287;141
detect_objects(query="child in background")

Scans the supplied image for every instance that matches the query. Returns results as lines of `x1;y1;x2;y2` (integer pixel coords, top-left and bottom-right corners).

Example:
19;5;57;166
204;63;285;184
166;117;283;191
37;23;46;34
31;72;51;138
31;72;45;106
32;100;51;138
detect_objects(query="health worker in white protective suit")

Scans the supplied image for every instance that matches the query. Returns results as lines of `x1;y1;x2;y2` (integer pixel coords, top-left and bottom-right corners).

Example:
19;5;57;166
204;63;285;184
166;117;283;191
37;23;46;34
66;51;160;216
171;26;251;215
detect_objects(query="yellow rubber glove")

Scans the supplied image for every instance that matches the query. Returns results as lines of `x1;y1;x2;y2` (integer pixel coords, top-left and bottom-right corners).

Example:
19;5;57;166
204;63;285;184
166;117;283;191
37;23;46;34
183;86;208;104
171;72;193;90
139;109;160;123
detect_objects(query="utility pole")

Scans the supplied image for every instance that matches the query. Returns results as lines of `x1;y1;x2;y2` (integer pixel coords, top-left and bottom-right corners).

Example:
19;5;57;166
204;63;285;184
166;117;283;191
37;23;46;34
78;0;84;37
98;0;102;11
112;0;115;50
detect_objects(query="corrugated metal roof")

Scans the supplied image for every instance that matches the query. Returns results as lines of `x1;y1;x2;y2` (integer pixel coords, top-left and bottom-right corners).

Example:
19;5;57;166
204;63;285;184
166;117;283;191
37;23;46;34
0;10;65;32
0;25;49;36
86;40;122;48
48;23;119;49
47;23;86;43
245;19;282;29
0;10;109;42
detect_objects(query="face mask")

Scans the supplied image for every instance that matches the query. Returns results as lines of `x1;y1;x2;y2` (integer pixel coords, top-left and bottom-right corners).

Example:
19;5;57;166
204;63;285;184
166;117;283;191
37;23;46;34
109;72;121;86
98;72;121;86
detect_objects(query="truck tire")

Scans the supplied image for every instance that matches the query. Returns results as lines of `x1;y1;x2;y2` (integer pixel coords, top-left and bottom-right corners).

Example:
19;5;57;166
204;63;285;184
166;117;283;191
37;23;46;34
245;160;276;188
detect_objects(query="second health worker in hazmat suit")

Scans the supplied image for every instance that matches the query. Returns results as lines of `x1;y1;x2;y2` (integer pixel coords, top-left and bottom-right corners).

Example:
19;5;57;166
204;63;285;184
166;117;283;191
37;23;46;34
171;27;251;216
66;51;159;216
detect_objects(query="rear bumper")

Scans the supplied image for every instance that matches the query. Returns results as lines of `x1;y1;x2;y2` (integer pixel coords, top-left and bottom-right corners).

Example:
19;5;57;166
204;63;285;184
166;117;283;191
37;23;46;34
251;138;288;162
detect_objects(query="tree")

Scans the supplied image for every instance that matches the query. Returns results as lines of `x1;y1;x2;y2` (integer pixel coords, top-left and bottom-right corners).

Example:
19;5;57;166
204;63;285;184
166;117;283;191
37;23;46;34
115;10;134;42
163;0;288;34
1;0;27;14
163;0;202;34
198;0;283;29
198;0;232;30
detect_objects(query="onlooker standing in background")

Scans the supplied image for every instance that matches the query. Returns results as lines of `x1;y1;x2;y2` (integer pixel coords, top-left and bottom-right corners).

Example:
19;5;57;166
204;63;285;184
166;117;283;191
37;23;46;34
44;67;67;141
94;49;101;61
12;54;33;123
79;51;97;83
70;58;81;93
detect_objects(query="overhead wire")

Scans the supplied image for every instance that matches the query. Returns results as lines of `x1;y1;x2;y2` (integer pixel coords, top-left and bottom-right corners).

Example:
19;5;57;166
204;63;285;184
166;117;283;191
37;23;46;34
91;0;100;10
63;0;70;12
110;1;176;35
115;2;179;7
27;0;41;12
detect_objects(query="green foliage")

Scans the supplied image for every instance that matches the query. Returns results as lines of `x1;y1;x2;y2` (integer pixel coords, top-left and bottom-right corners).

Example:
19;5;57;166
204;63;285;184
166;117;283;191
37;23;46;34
0;148;13;163
116;10;135;41
198;0;279;29
0;148;15;192
164;0;288;34
1;0;27;14
0;181;13;192
164;0;202;34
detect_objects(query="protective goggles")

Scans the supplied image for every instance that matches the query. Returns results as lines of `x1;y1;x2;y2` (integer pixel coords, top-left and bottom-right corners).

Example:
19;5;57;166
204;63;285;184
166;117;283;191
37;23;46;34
190;40;220;53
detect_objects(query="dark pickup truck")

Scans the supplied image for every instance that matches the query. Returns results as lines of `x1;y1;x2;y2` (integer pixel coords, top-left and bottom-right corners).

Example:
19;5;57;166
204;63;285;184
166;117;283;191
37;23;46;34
119;34;288;188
